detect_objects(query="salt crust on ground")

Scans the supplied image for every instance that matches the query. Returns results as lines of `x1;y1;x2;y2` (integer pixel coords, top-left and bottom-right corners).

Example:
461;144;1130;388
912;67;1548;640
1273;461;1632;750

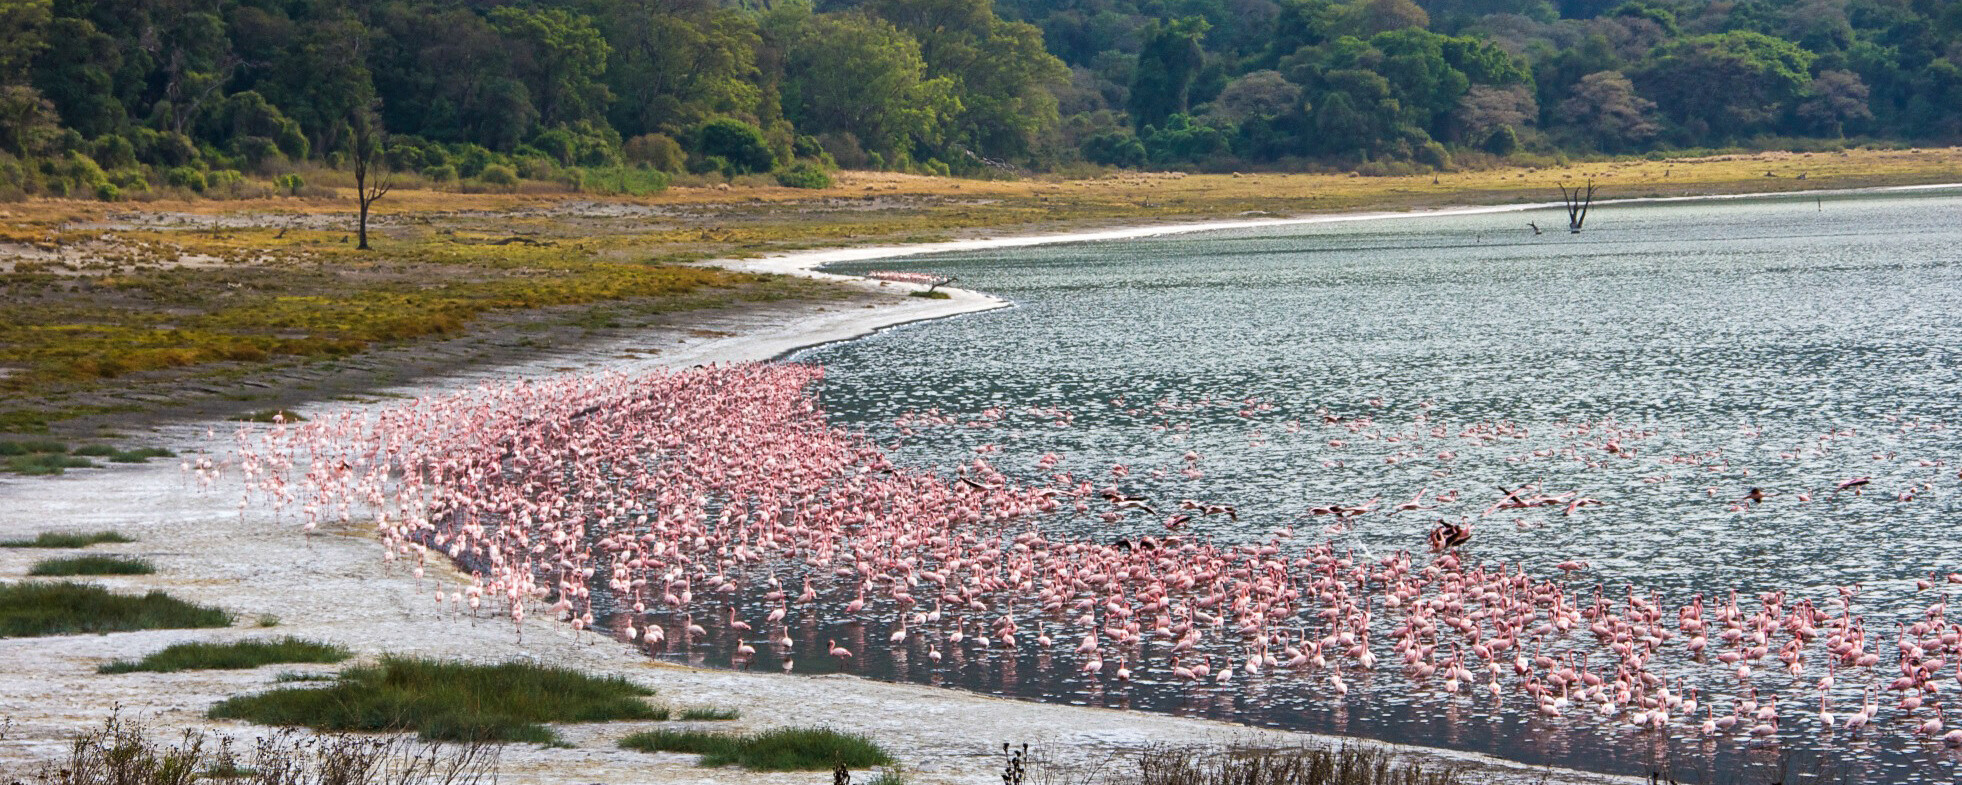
0;229;1634;785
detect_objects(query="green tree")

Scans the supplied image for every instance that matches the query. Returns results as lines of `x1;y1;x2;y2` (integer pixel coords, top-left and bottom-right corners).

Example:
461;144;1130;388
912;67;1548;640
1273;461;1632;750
1130;17;1210;130
859;0;1068;160
29;16;121;137
0;83;59;156
775;9;957;161
0;0;52;84
1636;31;1815;141
600;0;764;138
489;6;612;128
694;116;776;173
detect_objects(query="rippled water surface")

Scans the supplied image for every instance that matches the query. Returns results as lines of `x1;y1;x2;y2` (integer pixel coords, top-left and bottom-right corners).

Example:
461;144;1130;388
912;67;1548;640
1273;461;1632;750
677;191;1962;782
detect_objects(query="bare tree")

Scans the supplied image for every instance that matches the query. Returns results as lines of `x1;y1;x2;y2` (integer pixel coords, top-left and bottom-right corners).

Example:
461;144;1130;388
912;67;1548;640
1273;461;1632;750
350;105;393;251
1560;178;1596;233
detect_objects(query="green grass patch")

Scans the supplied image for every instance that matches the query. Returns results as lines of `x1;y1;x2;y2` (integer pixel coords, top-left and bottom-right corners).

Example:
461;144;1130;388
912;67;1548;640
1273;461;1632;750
907;290;951;299
0;530;132;548
678;707;741;721
5;452;96;474
111;447;175;463
272;671;337;683
0;439;68;455
619;727;892;771
0;581;231;637
29;555;155;576
207;656;664;744
98;637;351;674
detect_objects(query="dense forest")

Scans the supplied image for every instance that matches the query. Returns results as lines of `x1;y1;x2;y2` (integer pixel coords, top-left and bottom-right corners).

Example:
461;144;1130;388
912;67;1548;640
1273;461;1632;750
1;0;1958;198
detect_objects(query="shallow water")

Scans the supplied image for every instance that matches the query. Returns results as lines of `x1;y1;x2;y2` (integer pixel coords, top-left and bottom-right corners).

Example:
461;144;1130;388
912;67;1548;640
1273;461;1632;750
650;190;1962;782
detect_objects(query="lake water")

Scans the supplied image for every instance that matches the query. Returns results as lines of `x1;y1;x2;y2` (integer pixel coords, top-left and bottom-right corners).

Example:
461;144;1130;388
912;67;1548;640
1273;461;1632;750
663;189;1962;783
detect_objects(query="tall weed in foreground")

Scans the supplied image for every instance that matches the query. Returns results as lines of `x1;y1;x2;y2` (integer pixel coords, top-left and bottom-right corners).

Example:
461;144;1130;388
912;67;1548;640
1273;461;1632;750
16;712;500;785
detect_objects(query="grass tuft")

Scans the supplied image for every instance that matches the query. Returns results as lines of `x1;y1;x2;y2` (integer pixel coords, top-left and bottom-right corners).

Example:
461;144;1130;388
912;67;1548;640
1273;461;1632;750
99;637;351;674
5;452;96;474
678;707;741;721
0;439;68;455
208;656;663;744
29;555;155;576
619;727;892;771
0;530;133;548
0;581;231;637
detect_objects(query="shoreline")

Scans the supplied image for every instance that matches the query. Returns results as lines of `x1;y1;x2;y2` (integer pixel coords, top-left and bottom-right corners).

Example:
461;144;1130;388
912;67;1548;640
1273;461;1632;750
706;178;1962;363
10;181;1953;785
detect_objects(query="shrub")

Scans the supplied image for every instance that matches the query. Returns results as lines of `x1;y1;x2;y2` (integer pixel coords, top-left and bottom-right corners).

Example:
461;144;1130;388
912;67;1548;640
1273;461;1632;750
1415;141;1453;171
693;118;776;174
0;582;231;637
1083;130;1148;168
99;637;351;673
208;657;664;744
164;166;206;192
619;727;891;771
92;135;137;168
1482;125;1520;156
421;164;457;183
624;133;685;173
207;169;246;195
0;530;132;548
581;166;670;196
274;173;304;195
477;164;519;189
774;162;832;189
29;555;155;576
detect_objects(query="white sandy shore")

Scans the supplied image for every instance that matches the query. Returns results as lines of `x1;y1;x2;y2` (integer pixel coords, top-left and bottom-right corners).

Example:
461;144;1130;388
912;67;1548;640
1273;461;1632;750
0;209;1733;784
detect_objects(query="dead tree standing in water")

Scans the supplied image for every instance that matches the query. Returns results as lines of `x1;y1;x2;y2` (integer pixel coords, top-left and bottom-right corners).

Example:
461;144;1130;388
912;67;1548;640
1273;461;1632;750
1560;179;1596;233
350;106;393;251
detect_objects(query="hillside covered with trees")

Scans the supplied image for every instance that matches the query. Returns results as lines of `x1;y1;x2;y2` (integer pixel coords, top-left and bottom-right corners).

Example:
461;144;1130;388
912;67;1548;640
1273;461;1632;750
0;0;1957;198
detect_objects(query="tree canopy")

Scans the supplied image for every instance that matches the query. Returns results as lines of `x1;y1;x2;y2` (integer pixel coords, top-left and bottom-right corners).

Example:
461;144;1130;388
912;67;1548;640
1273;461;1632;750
0;0;1958;195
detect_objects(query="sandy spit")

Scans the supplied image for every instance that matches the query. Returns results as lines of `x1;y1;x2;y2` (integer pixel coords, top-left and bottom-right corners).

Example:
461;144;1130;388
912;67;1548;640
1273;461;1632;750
0;224;1637;785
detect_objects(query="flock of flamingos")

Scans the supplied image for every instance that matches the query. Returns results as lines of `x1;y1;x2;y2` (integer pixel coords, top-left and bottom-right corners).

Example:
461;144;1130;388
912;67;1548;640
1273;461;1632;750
199;360;1962;761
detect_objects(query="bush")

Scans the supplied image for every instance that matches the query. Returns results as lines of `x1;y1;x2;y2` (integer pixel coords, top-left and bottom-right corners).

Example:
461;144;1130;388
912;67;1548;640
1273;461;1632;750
1482;125;1520;156
773;162;832;189
477;164;519;189
207;169;246;195
1415;141;1453;171
581;166;670;196
1082;130;1148;168
619;727;891;771
421;164;457;183
624;133;685;173
29;555;155;576
0;582;231;637
208;657;664;744
274;173;305;195
693;118;776;174
164;166;206;192
99;637;351;673
92;135;137;168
